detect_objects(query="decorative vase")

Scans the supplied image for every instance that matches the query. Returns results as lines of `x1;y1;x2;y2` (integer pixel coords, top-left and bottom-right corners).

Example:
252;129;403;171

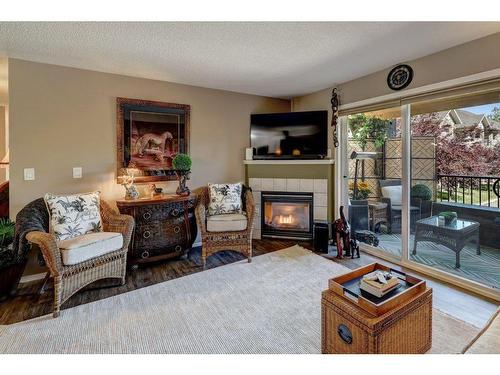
175;170;191;196
124;184;139;200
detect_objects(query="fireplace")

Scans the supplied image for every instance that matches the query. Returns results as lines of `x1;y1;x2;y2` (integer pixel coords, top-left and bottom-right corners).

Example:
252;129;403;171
261;192;313;240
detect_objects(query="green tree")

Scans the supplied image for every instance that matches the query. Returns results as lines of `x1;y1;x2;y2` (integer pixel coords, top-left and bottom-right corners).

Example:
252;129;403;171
487;106;500;122
348;113;390;150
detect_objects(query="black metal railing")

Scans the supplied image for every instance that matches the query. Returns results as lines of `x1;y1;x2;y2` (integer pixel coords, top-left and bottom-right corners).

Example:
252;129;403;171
437;174;500;208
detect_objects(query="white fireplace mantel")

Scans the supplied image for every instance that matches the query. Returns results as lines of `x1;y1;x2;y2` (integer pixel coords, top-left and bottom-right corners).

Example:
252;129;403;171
243;159;334;165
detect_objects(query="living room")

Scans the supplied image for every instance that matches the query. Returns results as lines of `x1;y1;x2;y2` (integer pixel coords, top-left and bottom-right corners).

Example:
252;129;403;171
0;1;499;370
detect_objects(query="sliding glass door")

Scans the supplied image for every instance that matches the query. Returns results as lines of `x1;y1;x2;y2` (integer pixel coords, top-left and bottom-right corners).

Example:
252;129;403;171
408;96;500;290
339;88;500;297
344;106;403;258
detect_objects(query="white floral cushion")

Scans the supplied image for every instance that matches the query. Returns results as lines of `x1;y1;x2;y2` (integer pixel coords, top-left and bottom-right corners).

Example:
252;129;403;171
208;183;243;216
44;191;103;242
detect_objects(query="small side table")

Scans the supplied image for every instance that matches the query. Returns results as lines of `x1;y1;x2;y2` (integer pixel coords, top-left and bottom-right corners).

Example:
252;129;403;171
413;216;480;268
368;202;387;232
322;263;432;354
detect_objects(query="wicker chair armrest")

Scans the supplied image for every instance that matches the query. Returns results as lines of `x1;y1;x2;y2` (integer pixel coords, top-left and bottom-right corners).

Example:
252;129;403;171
100;201;135;250
245;189;255;231
410;197;422;209
195;200;208;235
26;231;63;276
380;197;392;220
380;197;391;209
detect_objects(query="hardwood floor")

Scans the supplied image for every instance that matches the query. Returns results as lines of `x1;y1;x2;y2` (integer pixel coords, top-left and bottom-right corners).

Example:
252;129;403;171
0;239;497;327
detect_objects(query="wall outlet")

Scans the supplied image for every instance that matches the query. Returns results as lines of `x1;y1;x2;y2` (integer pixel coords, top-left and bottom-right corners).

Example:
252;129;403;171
24;168;35;181
73;167;83;179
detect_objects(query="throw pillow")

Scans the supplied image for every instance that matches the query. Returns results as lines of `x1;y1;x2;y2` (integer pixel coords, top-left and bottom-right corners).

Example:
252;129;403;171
44;191;103;242
381;185;402;206
208;183;243;216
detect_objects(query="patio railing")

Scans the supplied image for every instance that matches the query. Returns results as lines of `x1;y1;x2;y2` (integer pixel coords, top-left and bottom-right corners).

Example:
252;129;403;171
437;174;500;208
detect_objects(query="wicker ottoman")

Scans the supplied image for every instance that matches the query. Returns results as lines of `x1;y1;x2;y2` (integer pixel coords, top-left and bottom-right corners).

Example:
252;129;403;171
321;264;432;354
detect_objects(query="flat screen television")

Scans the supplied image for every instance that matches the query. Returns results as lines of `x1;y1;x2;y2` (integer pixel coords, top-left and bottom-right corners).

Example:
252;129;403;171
250;110;328;159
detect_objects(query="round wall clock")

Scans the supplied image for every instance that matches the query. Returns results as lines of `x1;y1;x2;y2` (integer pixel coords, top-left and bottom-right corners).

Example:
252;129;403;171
387;64;413;91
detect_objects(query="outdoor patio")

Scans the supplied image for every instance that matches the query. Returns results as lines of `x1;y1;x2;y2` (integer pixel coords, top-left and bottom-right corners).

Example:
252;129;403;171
376;234;500;289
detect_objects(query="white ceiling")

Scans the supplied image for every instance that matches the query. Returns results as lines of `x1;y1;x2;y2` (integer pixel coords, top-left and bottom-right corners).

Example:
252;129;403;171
0;22;499;98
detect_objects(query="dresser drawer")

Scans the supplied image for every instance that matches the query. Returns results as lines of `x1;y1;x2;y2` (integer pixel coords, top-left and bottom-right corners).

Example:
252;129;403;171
134;243;186;260
134;203;186;224
164;202;186;219
116;195;198;266
133;224;162;250
134;205;167;224
134;220;187;248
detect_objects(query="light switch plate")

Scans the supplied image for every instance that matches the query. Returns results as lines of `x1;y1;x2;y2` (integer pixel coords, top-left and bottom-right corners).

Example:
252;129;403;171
73;167;83;179
24;168;35;181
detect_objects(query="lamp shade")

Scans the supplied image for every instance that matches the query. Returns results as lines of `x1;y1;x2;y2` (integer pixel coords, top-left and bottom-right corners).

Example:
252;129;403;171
350;151;380;160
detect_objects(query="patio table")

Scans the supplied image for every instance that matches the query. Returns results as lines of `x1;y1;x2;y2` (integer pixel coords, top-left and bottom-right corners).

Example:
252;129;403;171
412;216;480;268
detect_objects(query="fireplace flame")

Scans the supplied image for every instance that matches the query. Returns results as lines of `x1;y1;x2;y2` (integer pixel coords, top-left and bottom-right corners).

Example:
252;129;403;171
278;214;294;225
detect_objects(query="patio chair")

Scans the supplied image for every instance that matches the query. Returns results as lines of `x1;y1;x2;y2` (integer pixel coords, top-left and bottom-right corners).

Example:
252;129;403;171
379;180;422;233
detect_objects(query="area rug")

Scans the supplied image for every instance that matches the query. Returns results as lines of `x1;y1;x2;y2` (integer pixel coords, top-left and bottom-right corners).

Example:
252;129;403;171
0;245;479;354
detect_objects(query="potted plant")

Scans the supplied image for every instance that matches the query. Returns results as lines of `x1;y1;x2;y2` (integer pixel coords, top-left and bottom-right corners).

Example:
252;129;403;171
0;218;14;248
349;181;371;200
439;211;458;226
172;153;192;196
0;218;24;302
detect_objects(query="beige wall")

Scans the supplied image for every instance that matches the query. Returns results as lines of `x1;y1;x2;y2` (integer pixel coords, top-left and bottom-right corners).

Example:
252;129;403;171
293;32;500;111
0;58;7;105
0;58;7;182
9;59;290;217
0;106;5;182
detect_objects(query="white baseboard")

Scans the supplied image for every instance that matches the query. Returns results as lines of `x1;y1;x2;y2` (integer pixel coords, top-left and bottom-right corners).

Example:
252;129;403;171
19;272;47;284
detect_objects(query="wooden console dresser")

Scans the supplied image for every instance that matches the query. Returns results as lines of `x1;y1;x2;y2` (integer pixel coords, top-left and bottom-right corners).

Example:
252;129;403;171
116;194;198;267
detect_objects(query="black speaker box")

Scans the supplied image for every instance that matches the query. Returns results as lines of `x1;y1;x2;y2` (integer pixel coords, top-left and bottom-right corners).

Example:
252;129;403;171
313;221;330;253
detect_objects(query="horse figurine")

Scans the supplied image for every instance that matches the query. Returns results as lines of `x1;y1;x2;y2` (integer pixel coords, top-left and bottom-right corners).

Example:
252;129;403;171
332;206;351;258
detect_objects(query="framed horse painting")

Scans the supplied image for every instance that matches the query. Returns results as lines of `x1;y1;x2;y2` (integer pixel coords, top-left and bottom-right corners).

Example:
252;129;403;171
116;97;190;182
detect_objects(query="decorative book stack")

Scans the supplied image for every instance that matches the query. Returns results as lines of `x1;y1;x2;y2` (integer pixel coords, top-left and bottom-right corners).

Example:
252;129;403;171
359;270;400;298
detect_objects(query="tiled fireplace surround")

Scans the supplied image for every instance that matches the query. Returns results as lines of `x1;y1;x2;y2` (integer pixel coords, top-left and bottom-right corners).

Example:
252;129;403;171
248;177;329;239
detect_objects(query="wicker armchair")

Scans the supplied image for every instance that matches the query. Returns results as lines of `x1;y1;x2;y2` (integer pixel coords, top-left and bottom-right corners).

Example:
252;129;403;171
26;200;134;317
195;186;255;268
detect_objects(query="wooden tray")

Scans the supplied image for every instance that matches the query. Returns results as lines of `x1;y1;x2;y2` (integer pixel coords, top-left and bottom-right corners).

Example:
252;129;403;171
328;263;426;317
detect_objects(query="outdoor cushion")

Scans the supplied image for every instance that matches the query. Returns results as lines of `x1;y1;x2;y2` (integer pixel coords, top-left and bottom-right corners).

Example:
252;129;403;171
58;232;123;266
381;185;402;206
44;191;102;242
208;183;243;216
207;213;247;232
